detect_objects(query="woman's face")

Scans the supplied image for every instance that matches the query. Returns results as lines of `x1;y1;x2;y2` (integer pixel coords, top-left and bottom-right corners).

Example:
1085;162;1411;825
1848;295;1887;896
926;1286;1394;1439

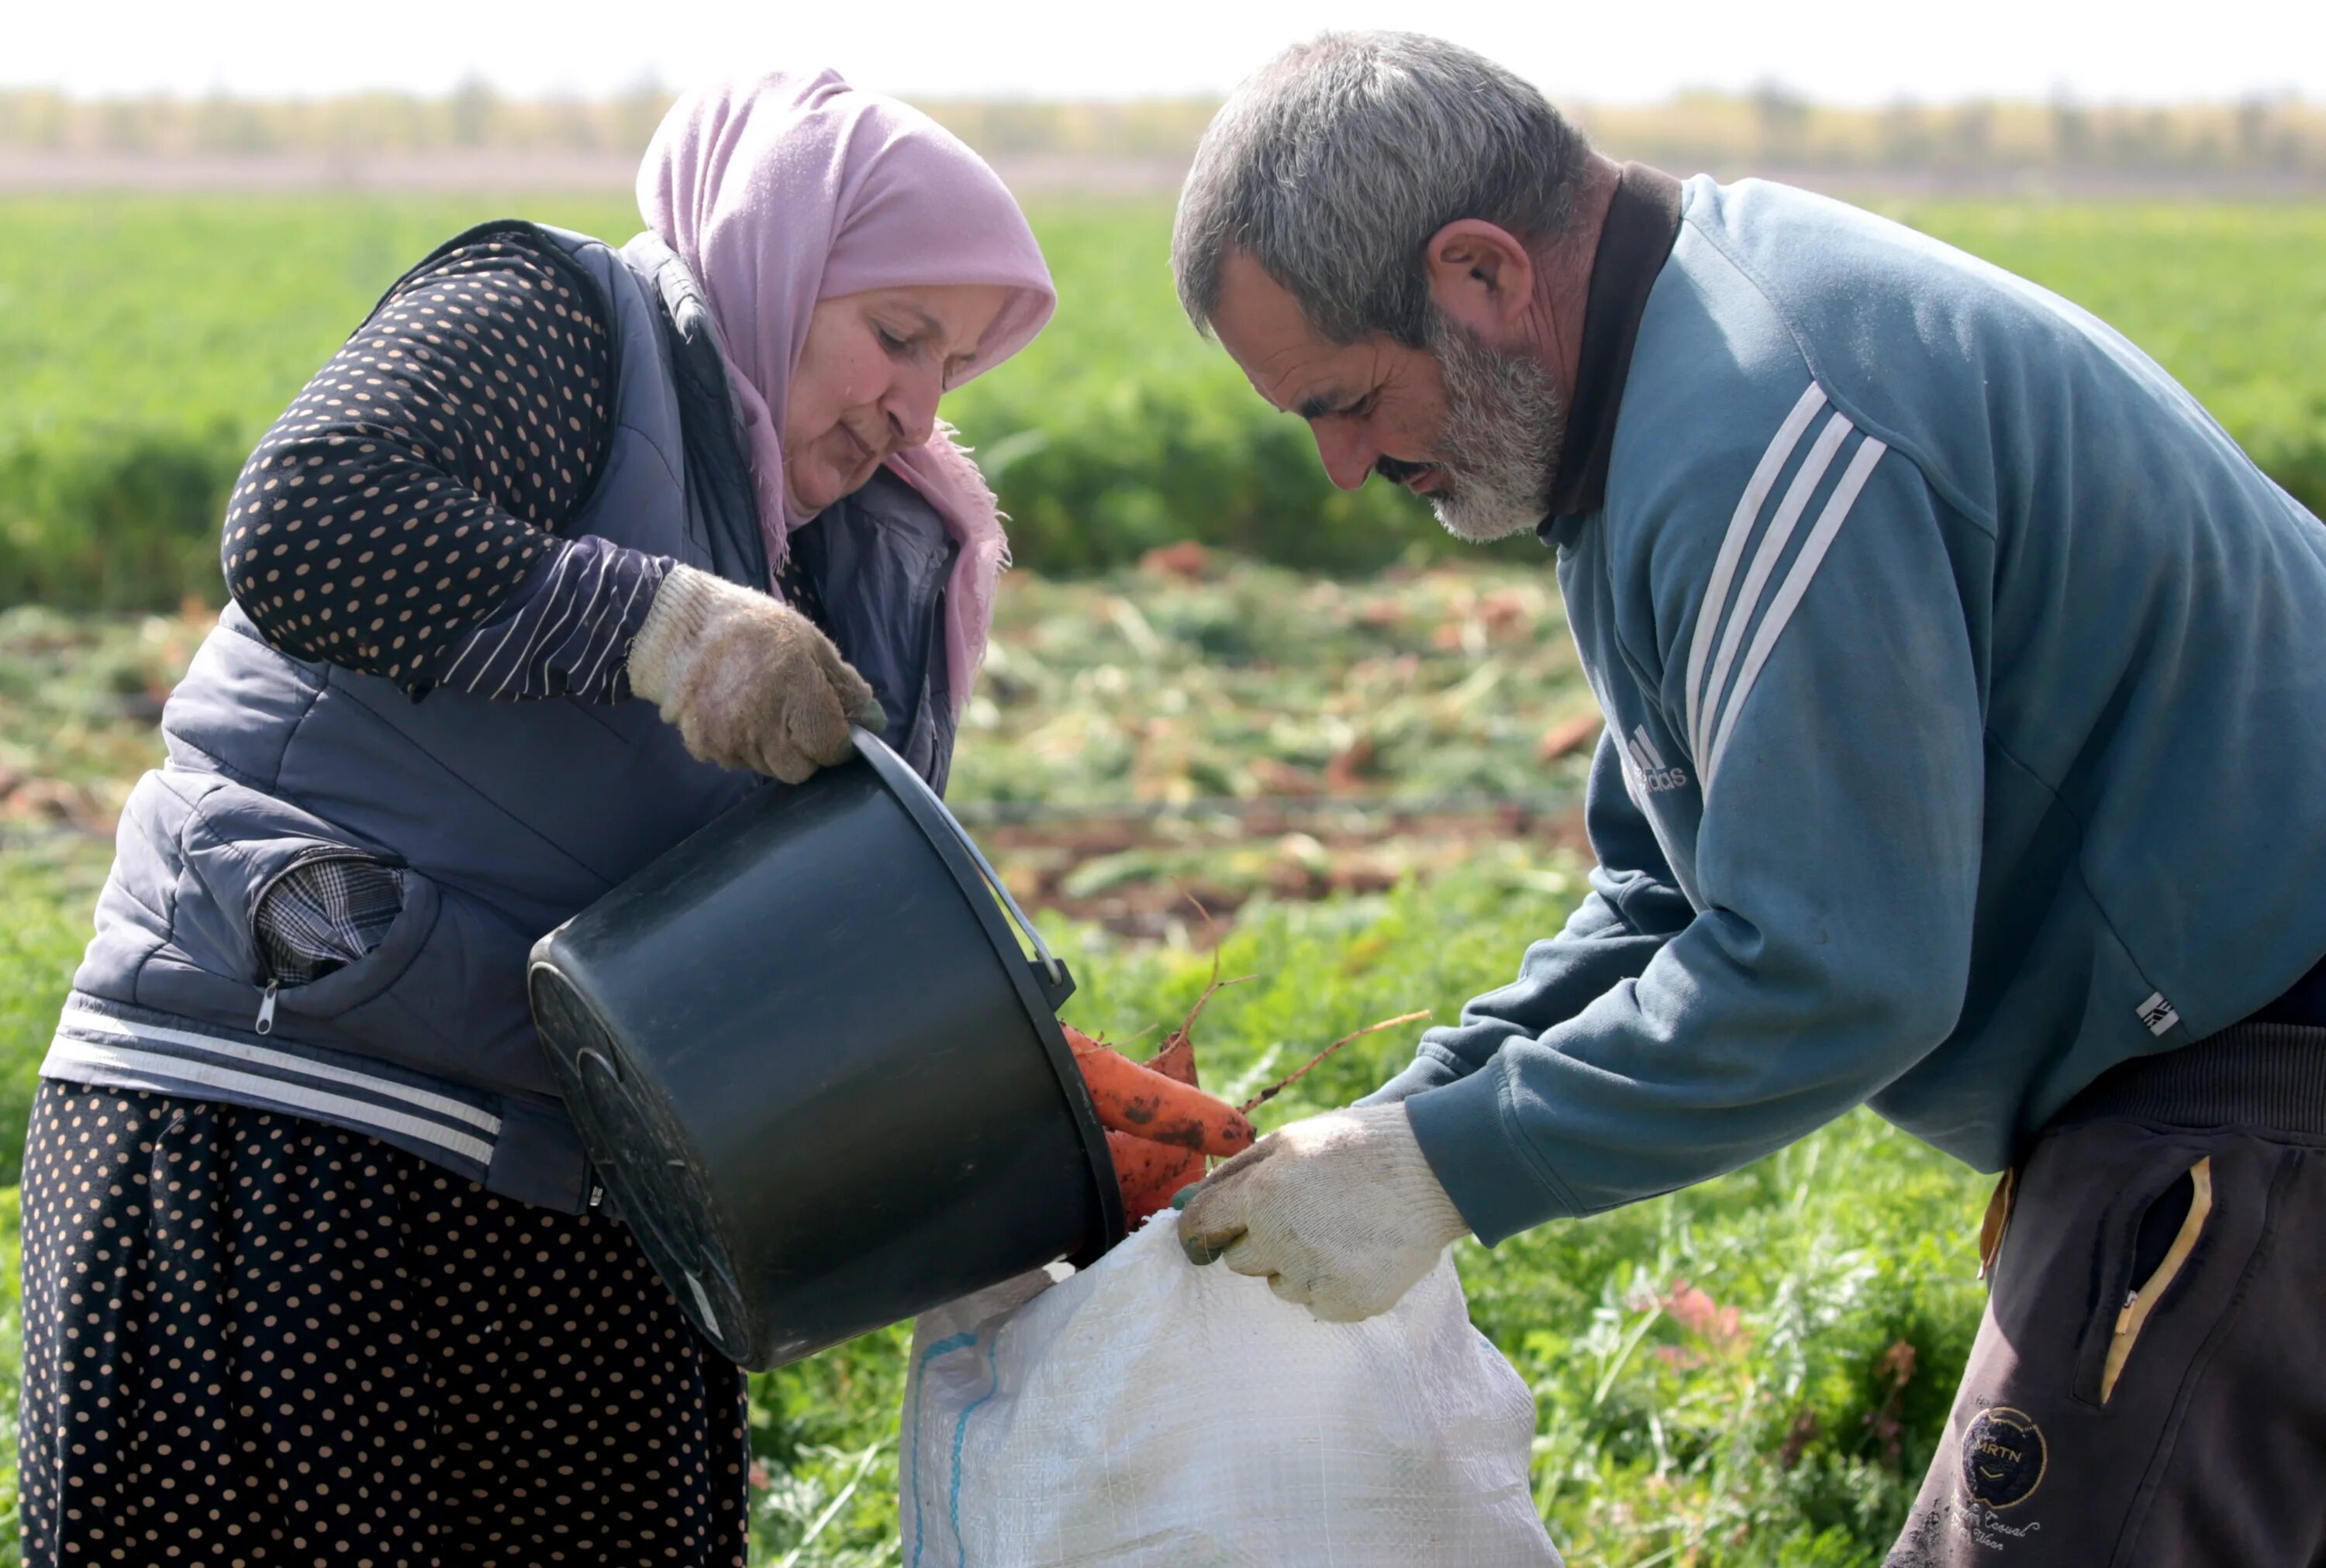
781;283;1014;515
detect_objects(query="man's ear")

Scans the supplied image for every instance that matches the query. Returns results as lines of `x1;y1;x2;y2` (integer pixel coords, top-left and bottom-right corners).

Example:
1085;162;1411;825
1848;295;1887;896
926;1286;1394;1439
1422;220;1537;338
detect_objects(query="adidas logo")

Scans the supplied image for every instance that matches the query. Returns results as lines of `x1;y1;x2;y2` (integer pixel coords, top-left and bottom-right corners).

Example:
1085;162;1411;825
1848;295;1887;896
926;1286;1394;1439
1626;724;1691;794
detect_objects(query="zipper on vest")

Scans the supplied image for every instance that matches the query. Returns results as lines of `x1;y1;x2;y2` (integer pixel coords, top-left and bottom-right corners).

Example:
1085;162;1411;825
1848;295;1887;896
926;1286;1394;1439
245;846;403;1036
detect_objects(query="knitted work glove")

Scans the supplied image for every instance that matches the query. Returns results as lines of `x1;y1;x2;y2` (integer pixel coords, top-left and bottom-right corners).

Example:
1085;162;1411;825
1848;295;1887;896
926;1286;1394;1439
1175;1103;1470;1323
627;564;885;784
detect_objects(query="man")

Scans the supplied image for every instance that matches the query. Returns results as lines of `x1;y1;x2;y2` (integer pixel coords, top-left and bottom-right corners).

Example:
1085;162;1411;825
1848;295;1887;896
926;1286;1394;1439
1168;32;2326;1566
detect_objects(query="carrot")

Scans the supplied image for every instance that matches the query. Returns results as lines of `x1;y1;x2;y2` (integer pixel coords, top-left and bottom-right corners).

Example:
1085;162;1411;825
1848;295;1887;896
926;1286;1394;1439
1072;905;1262;1224
1066;891;1438;1233
1143;1027;1195;1087
1065;1025;1254;1156
1099;988;1225;1221
1106;1130;1203;1226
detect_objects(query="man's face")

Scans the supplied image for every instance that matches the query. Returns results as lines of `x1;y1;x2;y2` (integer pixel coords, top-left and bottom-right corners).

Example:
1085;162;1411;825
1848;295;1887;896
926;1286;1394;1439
1209;250;1564;543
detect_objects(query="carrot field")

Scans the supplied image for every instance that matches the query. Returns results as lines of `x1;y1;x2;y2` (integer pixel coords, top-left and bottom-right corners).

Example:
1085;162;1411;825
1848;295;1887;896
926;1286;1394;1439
2;189;2321;1563
0;573;1986;1567
5;194;2324;606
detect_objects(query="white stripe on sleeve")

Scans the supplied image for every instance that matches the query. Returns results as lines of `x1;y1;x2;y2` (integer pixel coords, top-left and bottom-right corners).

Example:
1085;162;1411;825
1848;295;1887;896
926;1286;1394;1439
1693;409;1855;763
1705;436;1889;790
486;558;601;699
430;535;664;703
1682;382;1828;762
575;569;652;697
451;547;578;691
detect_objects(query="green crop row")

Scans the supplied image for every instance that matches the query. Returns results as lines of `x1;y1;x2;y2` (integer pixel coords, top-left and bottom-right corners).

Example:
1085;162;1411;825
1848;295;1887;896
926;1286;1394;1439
5;194;2323;611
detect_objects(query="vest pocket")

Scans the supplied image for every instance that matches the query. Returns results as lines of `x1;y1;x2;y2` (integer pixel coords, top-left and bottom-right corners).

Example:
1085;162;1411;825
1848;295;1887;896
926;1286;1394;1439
257;860;439;1029
137;770;550;1099
174;775;430;1029
243;849;545;1095
251;853;407;987
302;875;547;1094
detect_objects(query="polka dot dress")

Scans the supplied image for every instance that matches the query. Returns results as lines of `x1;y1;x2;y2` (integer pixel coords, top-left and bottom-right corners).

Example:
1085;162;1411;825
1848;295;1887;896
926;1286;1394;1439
17;1081;750;1566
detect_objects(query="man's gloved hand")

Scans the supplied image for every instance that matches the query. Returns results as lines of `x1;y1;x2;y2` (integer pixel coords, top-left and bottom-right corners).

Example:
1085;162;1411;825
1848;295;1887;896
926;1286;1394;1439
1175;1103;1470;1323
627;564;887;783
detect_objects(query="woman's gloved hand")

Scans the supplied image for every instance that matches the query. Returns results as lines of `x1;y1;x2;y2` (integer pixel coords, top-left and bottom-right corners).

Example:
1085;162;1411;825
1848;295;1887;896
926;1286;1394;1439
627;564;887;782
1174;1103;1470;1323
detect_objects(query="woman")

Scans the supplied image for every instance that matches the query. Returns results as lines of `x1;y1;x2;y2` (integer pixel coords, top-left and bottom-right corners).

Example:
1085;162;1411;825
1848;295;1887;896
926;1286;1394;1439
17;71;1054;1565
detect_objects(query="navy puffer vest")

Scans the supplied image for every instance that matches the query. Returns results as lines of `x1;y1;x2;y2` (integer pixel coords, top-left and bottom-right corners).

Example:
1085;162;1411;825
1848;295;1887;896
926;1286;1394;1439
47;222;961;1211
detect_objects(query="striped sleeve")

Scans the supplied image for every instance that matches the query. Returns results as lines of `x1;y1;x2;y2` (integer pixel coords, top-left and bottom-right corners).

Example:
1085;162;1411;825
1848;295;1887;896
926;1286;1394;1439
427;534;672;703
1401;410;1987;1240
221;229;616;694
1361;722;1695;1107
1677;381;1890;794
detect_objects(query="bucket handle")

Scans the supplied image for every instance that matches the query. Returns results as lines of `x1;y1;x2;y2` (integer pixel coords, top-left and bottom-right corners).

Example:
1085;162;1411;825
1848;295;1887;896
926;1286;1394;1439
853;727;1070;1001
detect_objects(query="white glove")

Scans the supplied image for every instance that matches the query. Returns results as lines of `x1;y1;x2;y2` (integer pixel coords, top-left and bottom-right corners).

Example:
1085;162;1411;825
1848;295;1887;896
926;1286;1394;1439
626;564;885;784
1175;1103;1470;1323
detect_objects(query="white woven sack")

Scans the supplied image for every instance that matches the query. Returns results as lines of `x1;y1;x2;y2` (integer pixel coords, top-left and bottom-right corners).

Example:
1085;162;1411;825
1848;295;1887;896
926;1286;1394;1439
899;1219;1562;1567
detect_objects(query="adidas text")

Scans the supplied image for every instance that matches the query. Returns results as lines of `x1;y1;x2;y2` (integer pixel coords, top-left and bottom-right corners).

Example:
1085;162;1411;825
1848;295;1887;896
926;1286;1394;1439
1624;725;1691;794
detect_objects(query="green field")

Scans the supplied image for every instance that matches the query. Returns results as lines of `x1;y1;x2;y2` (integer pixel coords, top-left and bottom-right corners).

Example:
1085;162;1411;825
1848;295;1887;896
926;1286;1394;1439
0;565;1985;1566
0;194;1453;608
3;189;2321;1563
5;195;2325;606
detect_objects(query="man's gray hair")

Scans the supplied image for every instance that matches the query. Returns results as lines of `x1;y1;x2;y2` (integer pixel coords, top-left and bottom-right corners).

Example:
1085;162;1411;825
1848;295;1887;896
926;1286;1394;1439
1172;32;1593;347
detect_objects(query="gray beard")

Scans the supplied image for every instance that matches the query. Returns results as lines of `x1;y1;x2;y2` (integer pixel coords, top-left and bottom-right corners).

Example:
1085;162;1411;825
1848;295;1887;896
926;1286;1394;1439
1422;315;1567;544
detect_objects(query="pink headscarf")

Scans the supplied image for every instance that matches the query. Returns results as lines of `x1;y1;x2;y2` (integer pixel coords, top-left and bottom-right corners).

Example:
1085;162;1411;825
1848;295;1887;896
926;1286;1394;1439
637;70;1056;718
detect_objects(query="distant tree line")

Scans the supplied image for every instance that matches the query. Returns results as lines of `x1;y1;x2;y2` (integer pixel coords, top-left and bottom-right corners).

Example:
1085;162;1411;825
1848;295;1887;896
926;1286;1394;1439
1584;88;2326;180
0;84;1225;165
2;82;2321;181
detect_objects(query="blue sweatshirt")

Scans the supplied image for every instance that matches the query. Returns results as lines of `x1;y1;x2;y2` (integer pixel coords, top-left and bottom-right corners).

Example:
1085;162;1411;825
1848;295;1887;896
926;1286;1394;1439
1372;169;2326;1246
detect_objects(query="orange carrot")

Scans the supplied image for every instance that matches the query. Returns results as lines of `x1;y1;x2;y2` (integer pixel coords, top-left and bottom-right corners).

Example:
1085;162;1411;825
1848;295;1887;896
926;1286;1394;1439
1143;1028;1196;1087
1071;915;1259;1224
1068;894;1438;1232
1102;1008;1217;1221
1106;1130;1203;1226
1065;1025;1254;1156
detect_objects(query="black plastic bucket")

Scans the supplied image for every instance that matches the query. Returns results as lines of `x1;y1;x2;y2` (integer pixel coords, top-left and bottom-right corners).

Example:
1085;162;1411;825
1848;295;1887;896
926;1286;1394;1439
526;730;1123;1370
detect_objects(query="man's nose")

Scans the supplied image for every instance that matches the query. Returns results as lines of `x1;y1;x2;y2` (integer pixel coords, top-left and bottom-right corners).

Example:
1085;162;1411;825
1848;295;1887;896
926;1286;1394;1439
1312;421;1377;491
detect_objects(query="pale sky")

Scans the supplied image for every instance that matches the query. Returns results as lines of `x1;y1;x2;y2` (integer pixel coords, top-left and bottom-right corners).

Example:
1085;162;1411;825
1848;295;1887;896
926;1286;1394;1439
9;0;2322;105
